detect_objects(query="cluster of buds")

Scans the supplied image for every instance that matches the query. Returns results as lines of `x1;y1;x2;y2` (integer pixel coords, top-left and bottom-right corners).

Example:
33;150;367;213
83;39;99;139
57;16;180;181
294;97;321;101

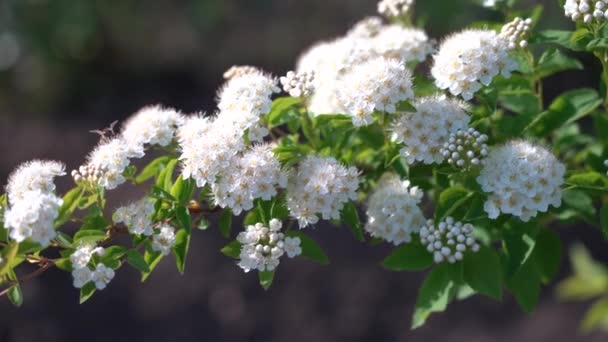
564;0;608;23
419;217;480;264
280;70;315;98
71;164;108;187
347;16;384;38
440;128;489;169
222;65;260;80
500;17;533;49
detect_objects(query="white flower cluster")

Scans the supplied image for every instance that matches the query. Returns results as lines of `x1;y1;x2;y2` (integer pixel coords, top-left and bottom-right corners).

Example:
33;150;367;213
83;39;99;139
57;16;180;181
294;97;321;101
365;173;426;245
280;70;315;98
151;223;177;255
121;105;184;156
287;156;360;227
337;56;414;126
223;65;260;80
114;198;155;236
499;17;532;49
440;128;489;169
377;0;414;18
212;144;287;215
431;29;517;100
391;96;470;164
477;140;565;222
3;161;65;246
70;245;115;290
564;0;608;23
372;25;435;63
296;21;432;115
236;219;302;272
347;17;384;38
217;70;279;141
178;115;244;187
82;137;134;190
420;217;480;264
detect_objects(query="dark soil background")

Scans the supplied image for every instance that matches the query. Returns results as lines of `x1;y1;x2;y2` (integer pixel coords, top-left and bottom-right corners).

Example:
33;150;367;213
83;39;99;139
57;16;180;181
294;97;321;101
1;0;608;341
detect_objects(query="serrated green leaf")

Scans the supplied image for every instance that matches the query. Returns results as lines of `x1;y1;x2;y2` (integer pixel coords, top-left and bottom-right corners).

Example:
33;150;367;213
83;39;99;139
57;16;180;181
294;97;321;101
219;209;233;238
535;48;583;79
286;231;329;265
526;89;602;136
73;230;107;244
581;296;608;332
126;250;150;273
136;156;171;184
55;187;84;227
412;264;455;329
435;187;472;223
341;201;364;242
7;284;23;307
531;229;562;284
175;205;192;232
600;205;608;240
79;282;96;304
463;246;503;300
259;270;275;290
172;228;191;274
266;97;302;127
141;248;163;282
382;243;433;272
220;240;241;259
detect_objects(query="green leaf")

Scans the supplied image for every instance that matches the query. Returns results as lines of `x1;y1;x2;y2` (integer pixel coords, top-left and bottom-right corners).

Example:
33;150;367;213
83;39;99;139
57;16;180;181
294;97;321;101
498;90;540;116
175;205;192;233
7;284;23;307
55;187;84;227
340;201;364;242
102;245;128;261
135;156;171;184
161;158;179;192
219;209;233;238
435;187;472;223
17;240;43;255
507;260;541;313
266;97;302;127
220;240;241;259
150;186;177;202
412;264;455;329
0;242;18;277
529;28;591;51
141;249;164;282
567;171;608;191
55;232;73;248
54;258;72;271
503;229;536;277
535;48;583;79
73;230;107;244
581;296;608;332
126;250;151;273
313;114;352;129
531;229;562;284
285;231;329;265
259;270;275;290
79;282;96;304
463;246;503;300
562;189;595;220
600;205;608;240
172;228;191;274
382;243;433;272
526;89;602;136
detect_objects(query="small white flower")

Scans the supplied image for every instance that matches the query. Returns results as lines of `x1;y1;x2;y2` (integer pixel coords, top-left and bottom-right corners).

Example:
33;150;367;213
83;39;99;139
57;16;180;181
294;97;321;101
72;267;93;289
121;105;184;156
391;96;471;165
477;140;565;221
70;245;105;270
6;160;65;203
431;29;517;100
286;156;360;228
85;137;133;190
365;173;426;245
114;198;155;236
236;219;301;272
92;263;115;290
337;56;414;126
152;224;177;255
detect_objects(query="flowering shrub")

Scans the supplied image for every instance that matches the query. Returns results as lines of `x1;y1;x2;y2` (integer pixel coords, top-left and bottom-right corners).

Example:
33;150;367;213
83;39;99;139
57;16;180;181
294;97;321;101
2;0;608;330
